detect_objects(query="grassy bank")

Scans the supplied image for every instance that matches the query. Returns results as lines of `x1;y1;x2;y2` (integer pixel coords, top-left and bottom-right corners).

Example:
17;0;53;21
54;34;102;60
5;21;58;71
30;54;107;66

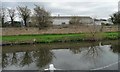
1;32;119;45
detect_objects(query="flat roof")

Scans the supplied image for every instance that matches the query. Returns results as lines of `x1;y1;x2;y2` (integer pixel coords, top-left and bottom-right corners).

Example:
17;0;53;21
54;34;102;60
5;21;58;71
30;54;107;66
51;16;92;19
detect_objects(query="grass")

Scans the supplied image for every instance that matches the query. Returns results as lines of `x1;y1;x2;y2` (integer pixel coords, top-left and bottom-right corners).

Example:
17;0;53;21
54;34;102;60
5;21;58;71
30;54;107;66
1;32;119;44
103;32;119;40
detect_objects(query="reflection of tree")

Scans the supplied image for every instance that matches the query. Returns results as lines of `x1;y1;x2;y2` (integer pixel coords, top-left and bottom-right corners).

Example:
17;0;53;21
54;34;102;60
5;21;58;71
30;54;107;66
69;47;81;54
11;53;17;65
110;44;120;53
20;51;33;67
2;54;8;68
33;47;54;68
82;42;103;65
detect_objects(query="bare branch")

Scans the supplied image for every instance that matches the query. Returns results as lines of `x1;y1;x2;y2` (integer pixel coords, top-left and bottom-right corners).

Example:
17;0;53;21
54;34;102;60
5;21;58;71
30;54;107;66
7;8;15;26
17;6;31;27
0;8;6;27
33;4;51;29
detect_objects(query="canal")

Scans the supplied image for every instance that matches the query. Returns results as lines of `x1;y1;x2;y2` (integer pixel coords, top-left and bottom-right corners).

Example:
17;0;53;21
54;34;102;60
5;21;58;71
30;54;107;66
1;40;119;70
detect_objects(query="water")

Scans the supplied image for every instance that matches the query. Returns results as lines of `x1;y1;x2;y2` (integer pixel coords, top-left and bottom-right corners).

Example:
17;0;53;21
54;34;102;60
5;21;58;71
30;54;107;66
0;46;2;72
1;40;119;70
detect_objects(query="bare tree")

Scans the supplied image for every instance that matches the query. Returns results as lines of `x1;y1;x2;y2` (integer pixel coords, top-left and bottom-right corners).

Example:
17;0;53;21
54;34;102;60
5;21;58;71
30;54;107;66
8;8;15;27
0;8;5;27
86;17;103;41
17;6;31;27
69;16;81;25
30;15;38;27
34;5;51;29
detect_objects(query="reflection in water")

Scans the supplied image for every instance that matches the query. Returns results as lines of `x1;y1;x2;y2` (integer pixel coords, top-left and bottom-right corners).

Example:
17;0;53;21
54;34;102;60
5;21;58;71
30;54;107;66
11;53;18;66
2;54;8;68
69;42;103;63
110;44;120;53
84;42;103;58
2;47;54;69
0;46;2;71
2;40;119;70
82;42;103;67
33;47;54;68
69;47;81;54
20;51;33;67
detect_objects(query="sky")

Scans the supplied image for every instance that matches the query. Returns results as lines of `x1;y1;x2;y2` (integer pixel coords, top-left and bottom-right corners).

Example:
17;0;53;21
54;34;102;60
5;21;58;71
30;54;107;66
119;1;120;11
1;0;120;20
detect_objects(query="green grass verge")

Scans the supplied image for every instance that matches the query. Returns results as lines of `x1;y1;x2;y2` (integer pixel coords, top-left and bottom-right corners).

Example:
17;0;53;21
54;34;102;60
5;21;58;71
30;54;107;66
1;32;119;44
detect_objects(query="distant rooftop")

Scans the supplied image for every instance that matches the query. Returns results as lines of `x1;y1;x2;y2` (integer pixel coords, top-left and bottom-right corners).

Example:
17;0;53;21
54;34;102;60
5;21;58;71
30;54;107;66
51;16;92;19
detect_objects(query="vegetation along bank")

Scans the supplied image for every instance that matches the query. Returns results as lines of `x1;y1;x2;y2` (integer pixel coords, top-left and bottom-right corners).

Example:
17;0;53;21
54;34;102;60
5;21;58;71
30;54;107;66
1;32;119;46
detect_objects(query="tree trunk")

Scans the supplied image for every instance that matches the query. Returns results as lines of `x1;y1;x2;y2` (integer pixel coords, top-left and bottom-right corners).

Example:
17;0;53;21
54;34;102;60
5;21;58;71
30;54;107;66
38;21;41;30
24;19;27;27
2;18;4;27
11;18;14;27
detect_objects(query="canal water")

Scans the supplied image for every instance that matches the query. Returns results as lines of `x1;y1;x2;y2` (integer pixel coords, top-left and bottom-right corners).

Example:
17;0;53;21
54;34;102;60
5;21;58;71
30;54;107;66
1;40;119;70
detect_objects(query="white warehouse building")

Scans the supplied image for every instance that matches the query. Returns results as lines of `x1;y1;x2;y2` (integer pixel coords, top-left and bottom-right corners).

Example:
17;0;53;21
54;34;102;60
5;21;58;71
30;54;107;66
51;16;93;25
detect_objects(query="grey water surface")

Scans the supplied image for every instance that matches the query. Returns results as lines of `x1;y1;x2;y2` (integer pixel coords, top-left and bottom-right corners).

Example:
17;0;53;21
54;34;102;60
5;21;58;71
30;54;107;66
2;40;119;70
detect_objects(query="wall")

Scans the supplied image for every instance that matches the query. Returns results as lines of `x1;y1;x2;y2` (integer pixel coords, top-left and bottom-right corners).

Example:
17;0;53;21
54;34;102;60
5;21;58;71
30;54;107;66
80;17;93;24
52;18;70;25
52;17;93;25
1;25;118;36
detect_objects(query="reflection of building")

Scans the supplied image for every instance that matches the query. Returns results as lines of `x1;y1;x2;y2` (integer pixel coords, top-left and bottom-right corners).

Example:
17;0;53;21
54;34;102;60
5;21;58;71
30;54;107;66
51;16;93;25
118;1;120;11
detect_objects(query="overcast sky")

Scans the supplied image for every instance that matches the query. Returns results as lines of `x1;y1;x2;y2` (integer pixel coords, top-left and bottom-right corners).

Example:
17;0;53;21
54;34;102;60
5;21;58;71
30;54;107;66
1;0;120;19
